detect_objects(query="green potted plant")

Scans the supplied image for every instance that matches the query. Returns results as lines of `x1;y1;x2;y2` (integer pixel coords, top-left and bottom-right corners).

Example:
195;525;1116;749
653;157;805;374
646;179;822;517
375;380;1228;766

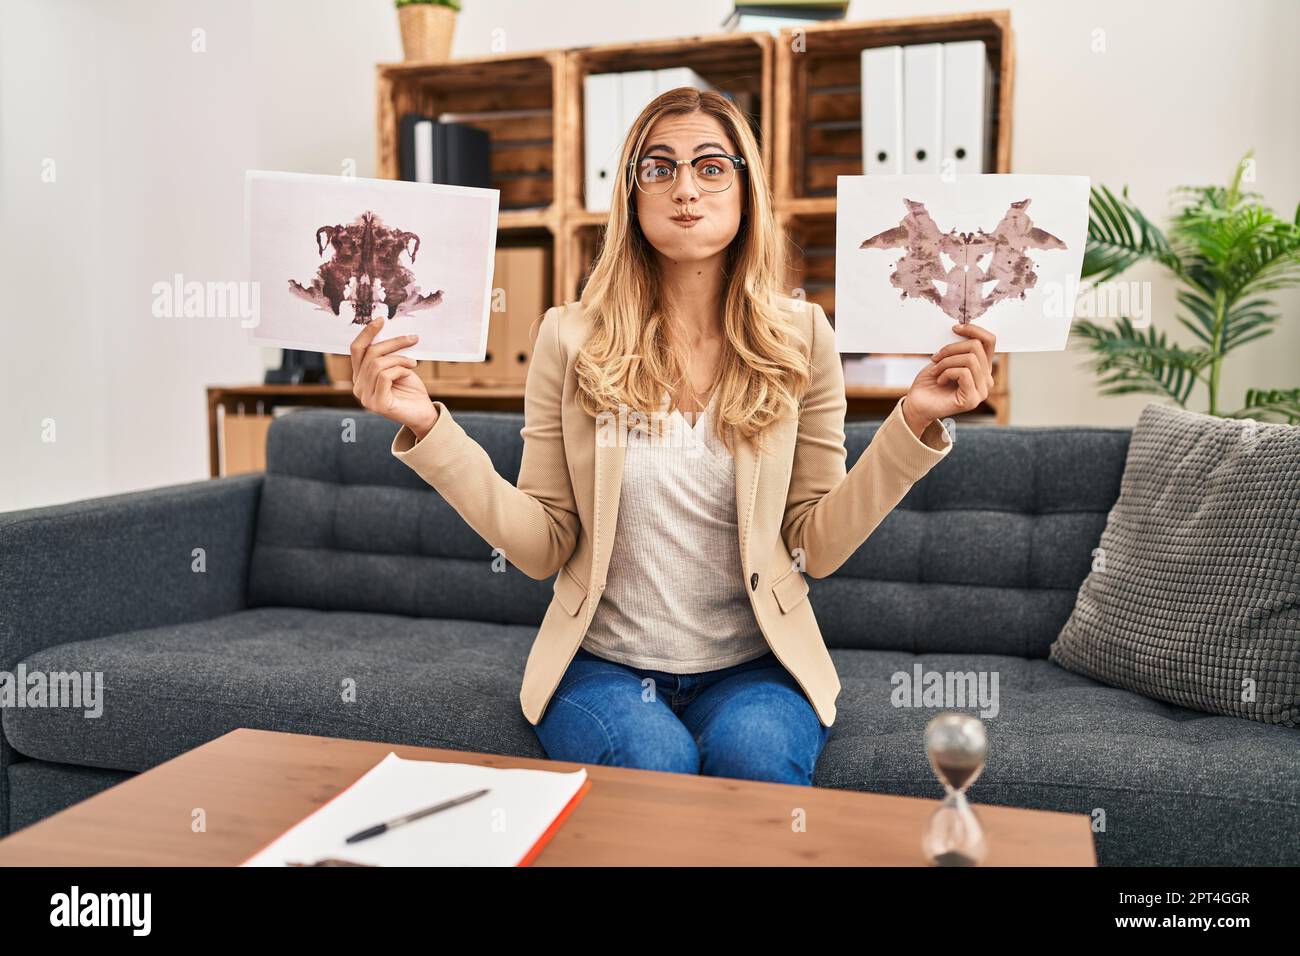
395;0;460;63
1073;151;1300;422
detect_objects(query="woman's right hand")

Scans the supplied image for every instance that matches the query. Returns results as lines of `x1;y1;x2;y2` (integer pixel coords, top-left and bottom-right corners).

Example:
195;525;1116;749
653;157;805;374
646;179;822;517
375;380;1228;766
349;315;438;440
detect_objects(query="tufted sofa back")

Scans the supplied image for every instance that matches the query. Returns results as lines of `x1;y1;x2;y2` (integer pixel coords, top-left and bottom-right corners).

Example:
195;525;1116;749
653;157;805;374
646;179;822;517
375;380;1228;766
248;409;556;627
248;408;1130;659
823;419;1128;658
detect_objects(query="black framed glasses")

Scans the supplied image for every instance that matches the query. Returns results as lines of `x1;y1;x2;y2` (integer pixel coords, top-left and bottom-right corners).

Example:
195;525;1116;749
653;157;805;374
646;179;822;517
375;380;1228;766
629;153;748;195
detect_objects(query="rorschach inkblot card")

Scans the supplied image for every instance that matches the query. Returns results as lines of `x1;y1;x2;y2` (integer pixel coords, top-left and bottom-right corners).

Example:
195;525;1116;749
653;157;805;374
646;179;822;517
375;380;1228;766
244;170;499;361
835;174;1090;353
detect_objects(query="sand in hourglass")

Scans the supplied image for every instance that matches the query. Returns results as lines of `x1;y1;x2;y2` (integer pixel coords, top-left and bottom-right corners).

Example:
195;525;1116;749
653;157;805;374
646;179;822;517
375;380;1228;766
934;755;983;791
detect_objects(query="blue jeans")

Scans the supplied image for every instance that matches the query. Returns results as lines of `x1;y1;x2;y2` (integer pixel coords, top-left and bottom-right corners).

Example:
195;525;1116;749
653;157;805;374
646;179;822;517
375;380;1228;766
533;647;833;785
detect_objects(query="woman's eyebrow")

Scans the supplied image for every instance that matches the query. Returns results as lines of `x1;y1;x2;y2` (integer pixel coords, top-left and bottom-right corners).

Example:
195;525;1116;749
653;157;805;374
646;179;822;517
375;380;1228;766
641;141;730;155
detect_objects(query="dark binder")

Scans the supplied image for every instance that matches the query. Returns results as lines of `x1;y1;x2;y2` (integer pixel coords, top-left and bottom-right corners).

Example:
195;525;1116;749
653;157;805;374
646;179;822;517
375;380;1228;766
443;123;491;188
398;114;489;186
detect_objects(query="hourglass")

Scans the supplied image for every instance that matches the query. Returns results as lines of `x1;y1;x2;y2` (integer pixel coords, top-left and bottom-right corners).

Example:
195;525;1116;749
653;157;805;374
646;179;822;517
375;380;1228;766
921;713;988;866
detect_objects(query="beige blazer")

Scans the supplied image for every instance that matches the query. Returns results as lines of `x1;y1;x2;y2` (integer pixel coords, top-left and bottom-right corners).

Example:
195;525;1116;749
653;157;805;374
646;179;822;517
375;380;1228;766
391;297;952;727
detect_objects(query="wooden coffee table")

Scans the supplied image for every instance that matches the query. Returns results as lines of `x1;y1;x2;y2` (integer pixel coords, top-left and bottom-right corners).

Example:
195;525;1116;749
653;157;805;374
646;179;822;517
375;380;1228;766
0;728;1095;866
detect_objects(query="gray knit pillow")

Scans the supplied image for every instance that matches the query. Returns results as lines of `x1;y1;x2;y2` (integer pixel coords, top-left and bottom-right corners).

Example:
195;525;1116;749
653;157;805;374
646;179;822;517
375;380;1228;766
1050;402;1299;727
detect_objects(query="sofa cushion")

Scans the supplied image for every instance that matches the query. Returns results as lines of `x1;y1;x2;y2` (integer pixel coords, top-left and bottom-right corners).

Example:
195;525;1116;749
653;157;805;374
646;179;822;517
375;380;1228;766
1050;402;1300;727
1;607;548;772
7;610;1296;863
820;649;1300;865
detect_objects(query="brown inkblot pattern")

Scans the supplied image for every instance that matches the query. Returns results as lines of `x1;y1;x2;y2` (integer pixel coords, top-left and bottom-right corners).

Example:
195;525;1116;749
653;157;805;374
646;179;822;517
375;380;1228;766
289;211;445;324
860;197;1067;324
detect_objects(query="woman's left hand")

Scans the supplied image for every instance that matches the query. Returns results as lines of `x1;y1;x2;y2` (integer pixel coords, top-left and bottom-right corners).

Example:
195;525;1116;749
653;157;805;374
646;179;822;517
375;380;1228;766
902;323;997;433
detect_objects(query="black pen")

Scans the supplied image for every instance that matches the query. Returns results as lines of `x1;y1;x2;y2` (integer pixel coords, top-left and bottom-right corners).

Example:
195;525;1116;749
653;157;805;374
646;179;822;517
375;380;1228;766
344;787;491;844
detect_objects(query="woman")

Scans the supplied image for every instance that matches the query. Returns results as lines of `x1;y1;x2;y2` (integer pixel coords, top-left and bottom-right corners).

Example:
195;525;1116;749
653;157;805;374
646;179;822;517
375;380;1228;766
350;88;994;785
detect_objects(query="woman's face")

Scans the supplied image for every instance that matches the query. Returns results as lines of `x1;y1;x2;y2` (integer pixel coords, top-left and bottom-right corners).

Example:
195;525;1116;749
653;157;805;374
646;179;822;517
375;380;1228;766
632;111;747;265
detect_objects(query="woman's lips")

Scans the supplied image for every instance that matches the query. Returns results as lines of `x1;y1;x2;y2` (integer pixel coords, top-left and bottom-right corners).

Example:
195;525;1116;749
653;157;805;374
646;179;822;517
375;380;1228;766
671;216;702;227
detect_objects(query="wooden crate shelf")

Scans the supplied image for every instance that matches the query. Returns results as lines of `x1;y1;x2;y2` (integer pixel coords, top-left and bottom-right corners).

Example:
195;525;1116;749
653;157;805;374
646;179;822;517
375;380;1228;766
561;222;607;304
779;211;836;318
209;13;1016;475
772;11;1014;203
377;51;565;220
368;10;1016;420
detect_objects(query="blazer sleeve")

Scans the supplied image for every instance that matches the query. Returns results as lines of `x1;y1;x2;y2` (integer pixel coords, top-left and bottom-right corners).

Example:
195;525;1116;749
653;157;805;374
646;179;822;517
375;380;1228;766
781;302;952;579
389;304;580;580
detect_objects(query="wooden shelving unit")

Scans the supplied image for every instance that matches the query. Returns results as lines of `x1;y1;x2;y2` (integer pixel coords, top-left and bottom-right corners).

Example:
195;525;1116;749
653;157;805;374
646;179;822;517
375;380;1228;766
379;12;1017;420
211;12;1020;476
376;52;564;215
207;12;1018;477
376;51;567;302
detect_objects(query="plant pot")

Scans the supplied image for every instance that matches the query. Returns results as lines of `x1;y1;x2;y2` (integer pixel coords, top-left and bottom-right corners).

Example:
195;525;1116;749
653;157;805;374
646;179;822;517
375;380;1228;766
398;4;456;63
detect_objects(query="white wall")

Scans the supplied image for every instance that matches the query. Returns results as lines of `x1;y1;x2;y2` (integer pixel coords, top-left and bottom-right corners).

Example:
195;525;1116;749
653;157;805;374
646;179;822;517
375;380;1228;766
2;0;1296;510
2;0;264;510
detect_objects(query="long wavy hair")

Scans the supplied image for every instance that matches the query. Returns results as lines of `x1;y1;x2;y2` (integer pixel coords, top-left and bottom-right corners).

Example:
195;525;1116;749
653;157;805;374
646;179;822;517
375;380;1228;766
564;87;810;457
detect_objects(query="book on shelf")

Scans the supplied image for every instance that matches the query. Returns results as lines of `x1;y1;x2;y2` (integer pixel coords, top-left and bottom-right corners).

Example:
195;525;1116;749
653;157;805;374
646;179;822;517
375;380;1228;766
398;114;492;187
720;1;847;33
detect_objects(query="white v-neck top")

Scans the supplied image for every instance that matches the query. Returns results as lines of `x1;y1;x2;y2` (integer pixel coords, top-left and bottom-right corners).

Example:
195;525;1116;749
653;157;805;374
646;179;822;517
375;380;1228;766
579;388;771;673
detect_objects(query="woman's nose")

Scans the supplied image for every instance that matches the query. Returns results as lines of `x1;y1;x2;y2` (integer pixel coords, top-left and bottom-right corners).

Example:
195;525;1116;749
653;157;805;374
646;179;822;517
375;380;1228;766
670;164;701;202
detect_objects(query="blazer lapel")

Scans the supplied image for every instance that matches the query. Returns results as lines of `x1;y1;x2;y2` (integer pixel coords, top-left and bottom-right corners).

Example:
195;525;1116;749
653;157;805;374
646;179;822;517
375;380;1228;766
733;431;761;574
591;417;626;597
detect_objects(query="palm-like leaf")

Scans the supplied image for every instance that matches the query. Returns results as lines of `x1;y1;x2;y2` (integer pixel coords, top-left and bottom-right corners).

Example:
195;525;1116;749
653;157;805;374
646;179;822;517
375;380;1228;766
1071;316;1207;406
1175;290;1278;350
1171;202;1300;302
1082;185;1175;283
1231;388;1300;424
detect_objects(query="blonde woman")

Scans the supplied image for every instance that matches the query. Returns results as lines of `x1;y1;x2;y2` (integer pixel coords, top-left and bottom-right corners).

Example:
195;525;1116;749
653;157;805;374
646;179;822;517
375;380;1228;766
350;88;994;785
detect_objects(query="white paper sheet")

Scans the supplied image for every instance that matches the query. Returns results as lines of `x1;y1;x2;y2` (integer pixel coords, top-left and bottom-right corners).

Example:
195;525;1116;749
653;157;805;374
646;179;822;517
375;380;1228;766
835;174;1090;353
243;170;499;361
241;752;588;867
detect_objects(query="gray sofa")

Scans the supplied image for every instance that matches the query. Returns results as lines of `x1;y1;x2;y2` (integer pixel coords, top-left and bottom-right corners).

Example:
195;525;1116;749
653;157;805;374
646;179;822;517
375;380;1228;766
1;408;1296;865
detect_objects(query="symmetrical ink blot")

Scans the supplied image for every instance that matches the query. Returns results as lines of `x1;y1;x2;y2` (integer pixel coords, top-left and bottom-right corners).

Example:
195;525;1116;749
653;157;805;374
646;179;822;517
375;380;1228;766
289;211;445;323
861;198;1067;323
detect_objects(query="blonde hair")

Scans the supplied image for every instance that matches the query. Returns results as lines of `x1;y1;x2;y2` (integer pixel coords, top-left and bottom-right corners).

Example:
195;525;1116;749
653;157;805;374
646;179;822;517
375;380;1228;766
557;87;809;457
